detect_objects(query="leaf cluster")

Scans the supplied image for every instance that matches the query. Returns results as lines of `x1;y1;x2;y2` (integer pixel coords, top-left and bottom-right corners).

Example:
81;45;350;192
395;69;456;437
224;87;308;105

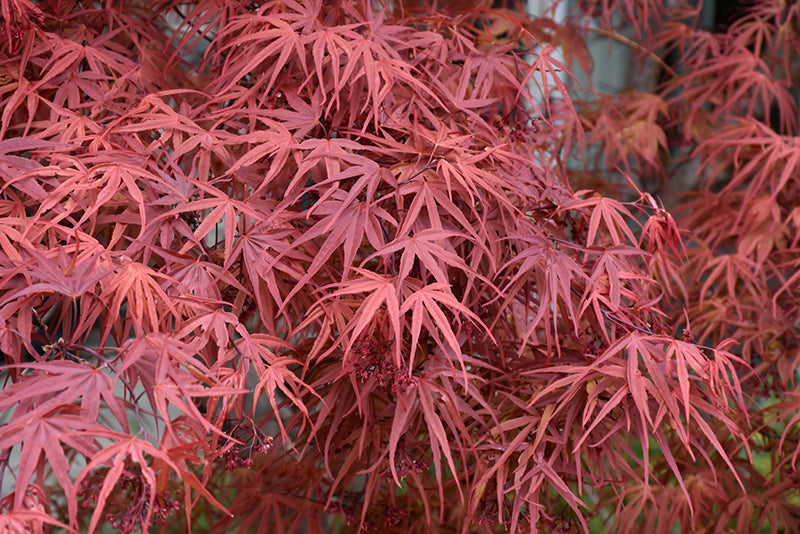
0;0;798;533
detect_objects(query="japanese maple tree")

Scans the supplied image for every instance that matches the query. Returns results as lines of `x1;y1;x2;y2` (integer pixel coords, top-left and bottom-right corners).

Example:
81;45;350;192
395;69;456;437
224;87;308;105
0;0;798;532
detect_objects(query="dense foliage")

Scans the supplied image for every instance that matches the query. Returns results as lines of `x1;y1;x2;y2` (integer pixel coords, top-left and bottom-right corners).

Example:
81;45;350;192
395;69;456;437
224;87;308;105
0;0;798;532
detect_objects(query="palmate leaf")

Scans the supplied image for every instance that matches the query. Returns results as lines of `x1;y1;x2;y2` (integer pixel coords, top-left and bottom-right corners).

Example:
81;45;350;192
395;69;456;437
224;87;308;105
0;406;102;525
561;193;638;247
319;268;404;367
384;366;484;519
672;43;796;132
73;430;230;534
336;16;445;130
98;259;180;340
152;178;263;263
0;360;128;431
223;119;296;181
112;333;243;444
212;14;307;98
307;23;358;113
225;221;309;329
271;161;394;307
366;228;472;286
512;245;587;360
527;332;749;517
1;241;110;302
399;281;484;378
25;156;155;238
248;351;316;446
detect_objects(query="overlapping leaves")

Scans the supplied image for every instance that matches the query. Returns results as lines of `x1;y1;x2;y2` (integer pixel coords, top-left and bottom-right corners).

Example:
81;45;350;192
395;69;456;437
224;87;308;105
0;0;771;533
